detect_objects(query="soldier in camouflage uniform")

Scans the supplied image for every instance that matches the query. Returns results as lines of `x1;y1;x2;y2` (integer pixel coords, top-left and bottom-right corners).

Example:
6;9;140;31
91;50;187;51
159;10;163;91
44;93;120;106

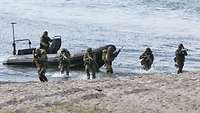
83;48;97;79
139;48;154;70
33;48;48;82
58;48;71;77
104;46;119;74
40;31;52;52
174;44;188;74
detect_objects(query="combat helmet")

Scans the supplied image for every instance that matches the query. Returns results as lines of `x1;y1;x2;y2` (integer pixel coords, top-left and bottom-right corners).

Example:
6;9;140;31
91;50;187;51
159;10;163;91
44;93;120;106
178;43;184;49
61;48;66;52
43;31;48;36
107;46;114;53
87;48;93;53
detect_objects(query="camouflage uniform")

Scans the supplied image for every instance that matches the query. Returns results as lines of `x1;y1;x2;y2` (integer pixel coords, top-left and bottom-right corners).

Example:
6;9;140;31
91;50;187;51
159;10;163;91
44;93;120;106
174;44;188;74
139;48;154;70
40;31;52;52
58;48;71;76
102;49;107;62
33;49;48;82
83;48;97;79
104;47;115;74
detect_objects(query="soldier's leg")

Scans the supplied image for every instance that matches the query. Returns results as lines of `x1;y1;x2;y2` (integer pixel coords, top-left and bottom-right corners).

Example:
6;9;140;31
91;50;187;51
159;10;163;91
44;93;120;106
146;62;152;70
106;62;110;73
40;73;48;82
178;63;184;74
40;65;48;82
177;67;182;74
39;74;45;82
107;62;113;74
60;64;64;74
39;76;45;82
66;64;70;76
110;62;113;74
85;65;90;79
105;62;109;73
92;64;96;79
38;69;46;82
42;75;48;82
37;66;44;82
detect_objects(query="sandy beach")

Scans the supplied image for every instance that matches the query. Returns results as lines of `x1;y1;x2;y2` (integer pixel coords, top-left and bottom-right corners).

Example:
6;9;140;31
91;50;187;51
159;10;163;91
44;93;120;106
0;72;200;113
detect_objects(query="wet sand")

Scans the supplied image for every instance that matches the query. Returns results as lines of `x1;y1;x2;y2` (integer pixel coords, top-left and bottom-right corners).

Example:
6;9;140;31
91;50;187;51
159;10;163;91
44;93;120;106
0;72;200;113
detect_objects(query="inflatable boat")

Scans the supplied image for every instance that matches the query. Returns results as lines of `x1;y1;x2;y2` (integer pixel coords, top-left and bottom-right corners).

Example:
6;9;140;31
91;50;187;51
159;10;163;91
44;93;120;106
3;23;120;69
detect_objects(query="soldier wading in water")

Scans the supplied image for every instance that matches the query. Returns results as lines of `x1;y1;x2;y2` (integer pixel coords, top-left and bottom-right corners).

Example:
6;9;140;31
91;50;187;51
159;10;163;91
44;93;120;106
174;44;188;74
58;48;71;77
83;48;97;79
139;48;154;70
102;46;120;74
33;48;48;82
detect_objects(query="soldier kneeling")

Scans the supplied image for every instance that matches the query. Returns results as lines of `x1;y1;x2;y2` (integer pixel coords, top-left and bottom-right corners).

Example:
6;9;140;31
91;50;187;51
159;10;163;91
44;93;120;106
139;48;154;70
33;48;48;82
83;48;97;79
58;48;71;77
174;44;188;74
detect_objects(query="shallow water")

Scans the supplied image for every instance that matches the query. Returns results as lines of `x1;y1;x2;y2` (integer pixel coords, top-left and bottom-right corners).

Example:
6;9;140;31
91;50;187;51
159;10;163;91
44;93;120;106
1;0;200;82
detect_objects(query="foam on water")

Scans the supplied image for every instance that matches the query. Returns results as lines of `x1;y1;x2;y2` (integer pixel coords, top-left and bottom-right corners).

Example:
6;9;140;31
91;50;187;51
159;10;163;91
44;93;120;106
0;0;200;82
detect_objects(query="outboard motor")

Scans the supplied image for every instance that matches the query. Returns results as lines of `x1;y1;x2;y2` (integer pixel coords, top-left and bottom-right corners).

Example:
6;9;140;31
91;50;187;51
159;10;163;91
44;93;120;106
48;35;62;54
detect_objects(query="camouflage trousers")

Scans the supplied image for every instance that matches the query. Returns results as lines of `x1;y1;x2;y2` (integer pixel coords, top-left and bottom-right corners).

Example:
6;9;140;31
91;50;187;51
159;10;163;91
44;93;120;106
35;62;48;82
175;61;184;74
105;61;113;74
85;64;96;79
59;62;70;76
141;59;152;70
40;44;49;53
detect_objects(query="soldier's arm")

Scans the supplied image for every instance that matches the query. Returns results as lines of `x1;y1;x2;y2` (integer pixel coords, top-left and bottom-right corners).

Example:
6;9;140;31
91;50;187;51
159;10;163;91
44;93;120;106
83;54;87;62
63;54;69;60
113;49;121;58
184;51;188;56
139;53;145;59
48;37;53;42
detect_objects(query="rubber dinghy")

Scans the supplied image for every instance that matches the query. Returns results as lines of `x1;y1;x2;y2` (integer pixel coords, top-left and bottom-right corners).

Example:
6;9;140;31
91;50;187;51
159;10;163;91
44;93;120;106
3;23;120;69
3;42;120;69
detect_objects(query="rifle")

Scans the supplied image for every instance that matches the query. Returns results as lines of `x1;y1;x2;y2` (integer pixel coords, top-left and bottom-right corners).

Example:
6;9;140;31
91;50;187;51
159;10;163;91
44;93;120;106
182;48;190;51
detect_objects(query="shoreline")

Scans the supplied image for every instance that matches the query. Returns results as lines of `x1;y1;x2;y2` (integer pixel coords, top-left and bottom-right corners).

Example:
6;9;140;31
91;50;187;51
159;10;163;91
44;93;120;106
0;71;200;113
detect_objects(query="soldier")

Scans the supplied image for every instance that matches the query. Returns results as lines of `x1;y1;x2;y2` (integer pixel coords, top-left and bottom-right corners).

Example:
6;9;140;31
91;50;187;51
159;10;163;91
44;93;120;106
83;48;97;79
58;48;71;77
139;48;154;70
104;46;120;74
33;48;48;82
40;31;52;52
174;44;188;74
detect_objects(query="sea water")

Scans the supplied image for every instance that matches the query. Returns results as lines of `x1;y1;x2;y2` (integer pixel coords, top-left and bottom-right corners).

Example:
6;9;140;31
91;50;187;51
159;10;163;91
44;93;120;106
1;0;200;82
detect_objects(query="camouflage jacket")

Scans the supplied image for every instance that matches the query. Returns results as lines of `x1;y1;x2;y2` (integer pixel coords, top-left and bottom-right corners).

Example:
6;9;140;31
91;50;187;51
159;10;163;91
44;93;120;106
40;36;52;47
83;52;96;65
140;52;154;62
175;49;187;62
59;51;71;64
33;49;48;64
